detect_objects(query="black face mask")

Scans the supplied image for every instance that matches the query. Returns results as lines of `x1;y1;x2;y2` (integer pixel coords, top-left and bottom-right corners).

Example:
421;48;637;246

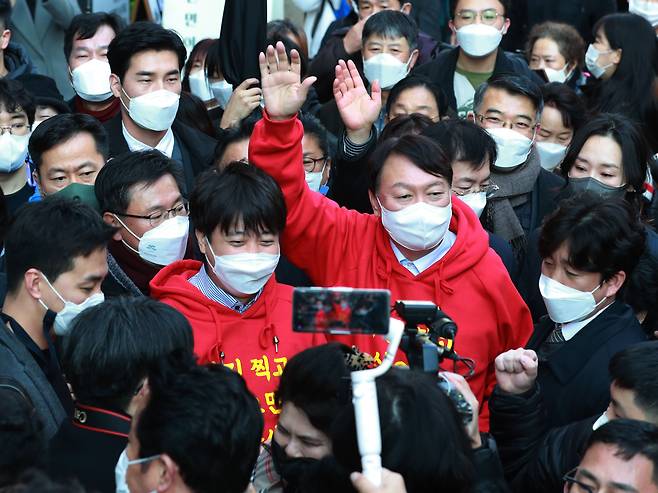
569;176;626;199
271;439;319;493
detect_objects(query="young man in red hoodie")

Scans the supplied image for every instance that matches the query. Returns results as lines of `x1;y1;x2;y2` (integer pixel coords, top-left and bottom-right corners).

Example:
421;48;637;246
249;42;534;429
150;163;323;441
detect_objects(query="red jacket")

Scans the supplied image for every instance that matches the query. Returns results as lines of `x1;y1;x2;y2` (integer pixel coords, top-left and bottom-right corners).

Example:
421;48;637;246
150;260;323;441
249;112;534;429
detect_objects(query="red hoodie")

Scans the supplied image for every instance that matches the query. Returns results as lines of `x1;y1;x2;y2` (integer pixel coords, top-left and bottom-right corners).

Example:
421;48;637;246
150;260;324;441
249;112;534;430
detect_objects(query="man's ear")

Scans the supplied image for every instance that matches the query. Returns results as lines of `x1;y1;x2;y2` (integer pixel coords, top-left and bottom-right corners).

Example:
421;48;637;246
407;49;420;71
401;2;412;14
1;29;11;51
195;229;208;256
155;454;178;492
103;212;124;241
369;190;381;217
32;170;42;191
603;271;626;299
24;268;45;301
501;17;511;35
110;73;122;99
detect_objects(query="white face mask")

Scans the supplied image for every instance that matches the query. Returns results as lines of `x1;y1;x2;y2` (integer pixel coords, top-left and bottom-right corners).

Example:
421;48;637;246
592;409;610;431
629;0;658;26
0;133;29;173
362;53;412;90
121;87;180;132
210;80;233;108
543;65;571;84
305;162;327;192
458;191;487;218
115;448;159;493
205;238;280;295
115;215;189;266
536;141;568;171
70;59;113;102
538;273;607;324
486;127;533;169
585;44;613;79
456;24;504;57
188;69;214;102
378;199;452;251
39;274;105;336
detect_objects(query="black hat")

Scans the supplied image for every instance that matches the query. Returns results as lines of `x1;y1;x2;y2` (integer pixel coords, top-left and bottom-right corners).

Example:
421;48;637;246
16;74;71;115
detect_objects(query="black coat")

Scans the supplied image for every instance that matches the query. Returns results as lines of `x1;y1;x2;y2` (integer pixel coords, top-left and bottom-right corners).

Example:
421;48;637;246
412;47;542;113
527;301;647;428
104;114;217;194
47;404;130;493
490;384;595;493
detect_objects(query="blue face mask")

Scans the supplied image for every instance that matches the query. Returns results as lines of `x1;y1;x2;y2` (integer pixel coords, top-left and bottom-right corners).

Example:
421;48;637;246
569;176;626;199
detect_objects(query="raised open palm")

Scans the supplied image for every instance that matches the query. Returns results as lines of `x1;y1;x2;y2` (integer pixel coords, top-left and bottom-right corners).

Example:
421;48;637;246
259;42;317;119
334;59;382;132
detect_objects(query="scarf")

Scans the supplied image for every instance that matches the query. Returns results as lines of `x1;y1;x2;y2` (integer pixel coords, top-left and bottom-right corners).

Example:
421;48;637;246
488;147;541;249
73;96;121;123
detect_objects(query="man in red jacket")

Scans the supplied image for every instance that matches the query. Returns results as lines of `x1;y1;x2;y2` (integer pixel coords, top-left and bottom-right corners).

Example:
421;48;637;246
250;42;533;429
150;163;323;441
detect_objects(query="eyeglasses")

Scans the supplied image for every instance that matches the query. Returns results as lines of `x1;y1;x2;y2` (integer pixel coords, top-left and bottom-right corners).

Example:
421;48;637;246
453;183;500;198
0;123;29;136
455;8;504;25
115;201;189;228
563;468;597;493
126;454;162;467
476;114;536;133
303;156;328;173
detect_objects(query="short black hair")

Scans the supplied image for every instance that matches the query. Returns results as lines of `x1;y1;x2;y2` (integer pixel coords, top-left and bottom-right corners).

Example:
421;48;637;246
176;92;216;139
94;150;185;214
276;343;351;435
538;193;646;282
0;78;35;125
191;162;287;238
586;419;658;486
560;113;649;210
0;0;11;30
362;10;418;52
474;74;544;122
385;75;451;120
62;297;195;412
29;113;109;174
107;21;186;81
64;12;124;62
136;362;263;493
450;0;509;16
213;122;254;170
0;379;45;487
422;118;497;171
623;254;658;337
368;134;452;192
380;113;434;142
541;82;587;134
5;196;115;294
609;341;658;422
300;113;331;157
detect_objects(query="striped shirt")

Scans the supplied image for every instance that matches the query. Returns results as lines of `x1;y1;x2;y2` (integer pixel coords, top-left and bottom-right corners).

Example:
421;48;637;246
188;265;261;313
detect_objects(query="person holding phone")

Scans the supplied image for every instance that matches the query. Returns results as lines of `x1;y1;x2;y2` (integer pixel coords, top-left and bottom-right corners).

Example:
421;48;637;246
248;42;533;431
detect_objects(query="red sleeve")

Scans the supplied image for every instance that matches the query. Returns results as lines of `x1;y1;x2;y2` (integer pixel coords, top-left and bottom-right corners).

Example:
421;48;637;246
249;110;372;285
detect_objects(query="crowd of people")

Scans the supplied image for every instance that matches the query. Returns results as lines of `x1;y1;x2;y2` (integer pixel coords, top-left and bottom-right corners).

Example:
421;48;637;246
1;0;658;492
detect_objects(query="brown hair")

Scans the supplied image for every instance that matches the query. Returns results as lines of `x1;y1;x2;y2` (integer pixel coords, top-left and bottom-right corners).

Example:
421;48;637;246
526;21;585;69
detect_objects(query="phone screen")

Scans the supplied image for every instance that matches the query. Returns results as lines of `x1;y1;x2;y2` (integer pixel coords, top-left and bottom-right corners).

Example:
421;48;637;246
293;288;391;334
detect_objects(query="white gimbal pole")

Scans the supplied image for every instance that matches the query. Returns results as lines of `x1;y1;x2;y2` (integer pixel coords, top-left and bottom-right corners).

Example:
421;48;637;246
350;318;405;487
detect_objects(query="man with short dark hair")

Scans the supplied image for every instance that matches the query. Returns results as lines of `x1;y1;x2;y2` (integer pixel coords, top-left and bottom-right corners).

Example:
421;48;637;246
0;197;114;439
47;297;195;493
150;163;322;440
95;150;192;297
64;12;123;122
124;363;263;493
29;113;108;198
106;21;216;193
0;0;34;80
471;74;563;257
250;42;533;431
0;77;34;214
414;0;538;117
309;0;437;103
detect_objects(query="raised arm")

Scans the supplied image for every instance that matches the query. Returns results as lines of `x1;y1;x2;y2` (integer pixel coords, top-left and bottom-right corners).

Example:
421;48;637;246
250;43;373;284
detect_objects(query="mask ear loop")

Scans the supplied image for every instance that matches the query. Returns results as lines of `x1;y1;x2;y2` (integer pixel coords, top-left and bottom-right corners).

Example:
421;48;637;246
113;214;143;256
39;273;66;310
